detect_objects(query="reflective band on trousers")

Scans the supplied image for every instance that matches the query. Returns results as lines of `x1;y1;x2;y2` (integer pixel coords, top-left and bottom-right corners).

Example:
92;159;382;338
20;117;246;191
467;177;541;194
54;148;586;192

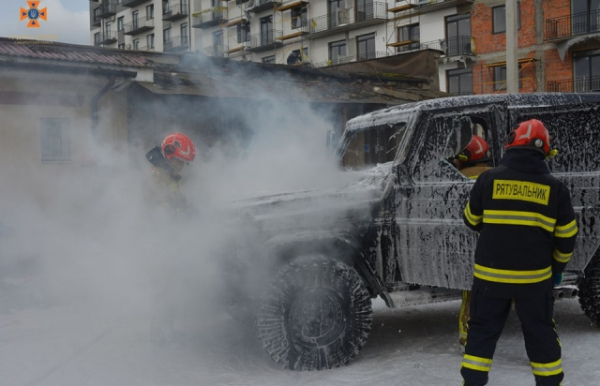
482;210;556;232
552;248;572;264
462;354;492;372
531;359;563;376
554;219;578;238
474;264;552;284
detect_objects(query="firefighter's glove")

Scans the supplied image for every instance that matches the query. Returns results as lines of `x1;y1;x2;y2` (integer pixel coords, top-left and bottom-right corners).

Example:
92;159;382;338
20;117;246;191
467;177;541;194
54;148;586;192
553;272;564;286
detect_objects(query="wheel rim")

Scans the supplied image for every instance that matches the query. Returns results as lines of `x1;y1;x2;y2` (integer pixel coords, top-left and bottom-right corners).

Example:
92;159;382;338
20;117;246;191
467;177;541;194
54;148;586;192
287;288;347;348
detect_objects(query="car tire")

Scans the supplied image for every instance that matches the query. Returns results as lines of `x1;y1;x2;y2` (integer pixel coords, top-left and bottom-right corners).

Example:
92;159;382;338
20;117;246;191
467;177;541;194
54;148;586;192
578;253;600;326
255;256;373;370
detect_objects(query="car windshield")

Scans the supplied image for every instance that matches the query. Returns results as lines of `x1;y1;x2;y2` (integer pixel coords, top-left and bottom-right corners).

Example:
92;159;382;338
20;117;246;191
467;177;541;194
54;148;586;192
340;122;409;169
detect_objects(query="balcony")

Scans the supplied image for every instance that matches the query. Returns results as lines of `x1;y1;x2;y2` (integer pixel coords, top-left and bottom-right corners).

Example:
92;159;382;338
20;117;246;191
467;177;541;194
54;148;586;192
124;17;155;35
192;4;228;28
308;3;387;39
248;0;282;13
547;76;600;93
545;10;600;42
246;30;283;52
205;44;229;58
163;1;189;22
94;31;118;46
444;35;473;56
164;35;190;51
387;39;445;53
122;0;152;7
313;51;388;67
97;2;117;19
417;0;473;12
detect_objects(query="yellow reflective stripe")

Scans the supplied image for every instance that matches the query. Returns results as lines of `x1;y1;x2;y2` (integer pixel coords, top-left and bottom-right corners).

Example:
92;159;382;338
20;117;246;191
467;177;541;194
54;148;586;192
474;264;552;284
483;209;556;232
554;219;578;238
531;359;563;376
464;202;482;226
552;248;572;264
462;354;492;372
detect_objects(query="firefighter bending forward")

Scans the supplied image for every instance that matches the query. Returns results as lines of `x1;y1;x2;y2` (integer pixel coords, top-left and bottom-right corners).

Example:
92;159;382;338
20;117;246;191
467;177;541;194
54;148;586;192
145;132;196;345
454;135;493;347
460;119;578;386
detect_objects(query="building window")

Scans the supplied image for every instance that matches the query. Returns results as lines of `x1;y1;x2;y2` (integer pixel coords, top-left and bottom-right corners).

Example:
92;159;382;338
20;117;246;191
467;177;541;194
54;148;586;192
147;4;154;19
133;38;140;50
573;50;600;92
262;55;275;64
572;0;600;35
147;33;155;49
106;22;112;34
493;65;523;91
237;21;250;43
291;6;307;28
119;43;125;50
492;3;521;34
448;68;473;95
260;15;274;45
357;33;376;60
398;24;420;52
236;0;249;4
94;32;100;45
164;27;172;44
117;16;124;31
446;14;471;56
181;23;189;45
41;118;70;162
329;39;347;64
132;11;139;29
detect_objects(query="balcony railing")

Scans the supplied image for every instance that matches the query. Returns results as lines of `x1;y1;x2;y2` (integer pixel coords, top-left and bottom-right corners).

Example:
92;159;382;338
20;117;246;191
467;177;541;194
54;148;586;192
206;44;229;58
309;3;387;37
97;2;117;18
417;0;474;11
192;4;228;28
123;0;152;7
163;1;189;21
444;35;473;56
124;17;155;35
545;10;600;40
248;0;282;13
547;76;600;93
313;51;388;67
138;45;155;51
164;35;190;51
390;39;445;53
95;31;118;46
247;29;283;52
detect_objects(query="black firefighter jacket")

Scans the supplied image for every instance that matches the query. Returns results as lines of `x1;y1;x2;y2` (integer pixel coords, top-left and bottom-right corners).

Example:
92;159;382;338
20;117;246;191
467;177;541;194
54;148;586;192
462;149;578;298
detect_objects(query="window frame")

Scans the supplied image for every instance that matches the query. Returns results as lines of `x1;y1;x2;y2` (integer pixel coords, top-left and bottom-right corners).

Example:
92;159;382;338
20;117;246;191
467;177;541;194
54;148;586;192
40;118;71;163
147;33;155;49
262;55;276;64
493;64;523;91
492;2;521;34
357;32;376;61
329;39;347;64
447;68;473;95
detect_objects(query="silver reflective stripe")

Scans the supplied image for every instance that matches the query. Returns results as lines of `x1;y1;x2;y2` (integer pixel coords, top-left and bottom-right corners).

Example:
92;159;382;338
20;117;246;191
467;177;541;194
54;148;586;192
531;360;562;376
462;358;492;371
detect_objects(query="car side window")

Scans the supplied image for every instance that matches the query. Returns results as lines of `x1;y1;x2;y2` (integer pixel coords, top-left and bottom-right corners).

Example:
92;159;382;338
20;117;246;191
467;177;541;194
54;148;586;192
342;123;407;169
411;114;471;182
512;105;600;173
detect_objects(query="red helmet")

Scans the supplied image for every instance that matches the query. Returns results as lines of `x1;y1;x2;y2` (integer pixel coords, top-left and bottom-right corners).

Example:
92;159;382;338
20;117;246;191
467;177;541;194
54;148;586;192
506;119;551;156
161;133;195;162
458;135;490;164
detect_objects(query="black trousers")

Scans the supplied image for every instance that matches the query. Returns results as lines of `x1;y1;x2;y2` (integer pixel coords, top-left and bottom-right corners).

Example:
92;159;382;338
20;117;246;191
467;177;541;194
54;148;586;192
460;288;563;386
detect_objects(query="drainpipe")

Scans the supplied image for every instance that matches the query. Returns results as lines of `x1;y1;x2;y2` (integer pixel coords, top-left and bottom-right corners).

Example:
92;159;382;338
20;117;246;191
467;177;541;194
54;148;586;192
91;77;115;136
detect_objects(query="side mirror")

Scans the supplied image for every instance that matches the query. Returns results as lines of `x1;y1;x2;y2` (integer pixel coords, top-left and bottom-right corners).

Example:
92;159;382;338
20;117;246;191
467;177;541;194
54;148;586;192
443;116;473;159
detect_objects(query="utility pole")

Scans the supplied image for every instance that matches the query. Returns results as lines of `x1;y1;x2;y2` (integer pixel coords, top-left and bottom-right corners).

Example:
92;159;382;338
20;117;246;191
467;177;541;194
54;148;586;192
506;0;518;93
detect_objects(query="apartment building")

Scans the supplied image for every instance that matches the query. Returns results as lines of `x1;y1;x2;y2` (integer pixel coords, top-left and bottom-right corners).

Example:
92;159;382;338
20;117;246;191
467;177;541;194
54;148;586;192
90;0;600;94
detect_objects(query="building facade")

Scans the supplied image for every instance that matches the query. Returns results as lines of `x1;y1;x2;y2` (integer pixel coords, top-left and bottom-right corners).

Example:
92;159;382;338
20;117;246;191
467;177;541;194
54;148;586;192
89;0;600;94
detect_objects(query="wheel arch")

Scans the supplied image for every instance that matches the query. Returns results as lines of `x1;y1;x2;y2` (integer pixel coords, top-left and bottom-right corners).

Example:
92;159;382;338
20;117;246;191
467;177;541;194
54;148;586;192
265;231;393;307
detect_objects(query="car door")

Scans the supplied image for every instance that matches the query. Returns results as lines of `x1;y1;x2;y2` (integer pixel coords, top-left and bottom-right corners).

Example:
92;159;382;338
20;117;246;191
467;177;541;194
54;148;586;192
509;102;600;271
391;103;506;290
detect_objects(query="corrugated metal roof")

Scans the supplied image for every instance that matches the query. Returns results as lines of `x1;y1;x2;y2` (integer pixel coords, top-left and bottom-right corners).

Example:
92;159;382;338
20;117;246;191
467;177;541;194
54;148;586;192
0;40;154;68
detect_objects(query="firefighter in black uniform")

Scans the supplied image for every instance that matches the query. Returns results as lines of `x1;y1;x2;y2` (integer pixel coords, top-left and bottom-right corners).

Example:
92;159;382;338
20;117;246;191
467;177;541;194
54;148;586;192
460;119;578;386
